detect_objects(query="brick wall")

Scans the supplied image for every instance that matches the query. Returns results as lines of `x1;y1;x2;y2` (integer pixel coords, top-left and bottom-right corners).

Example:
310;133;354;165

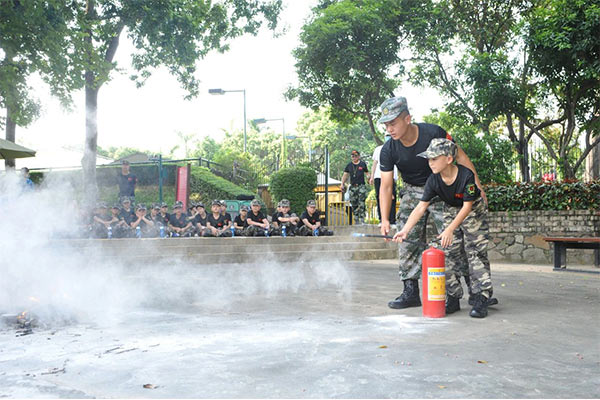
487;210;600;264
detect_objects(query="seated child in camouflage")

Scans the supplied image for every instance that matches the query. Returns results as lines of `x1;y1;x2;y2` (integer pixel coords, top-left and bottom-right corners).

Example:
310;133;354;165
192;203;208;237
220;200;233;230
393;138;494;318
159;202;170;227
130;204;158;237
274;199;300;236
168;201;194;237
233;205;250;236
246;199;270;236
118;197;137;237
271;202;282;231
297;200;333;236
108;204;129;238
91;202;112;238
204;200;232;237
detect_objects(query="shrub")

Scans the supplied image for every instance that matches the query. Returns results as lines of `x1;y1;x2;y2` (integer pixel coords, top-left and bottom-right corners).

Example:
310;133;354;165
270;166;317;213
485;180;600;211
190;166;255;205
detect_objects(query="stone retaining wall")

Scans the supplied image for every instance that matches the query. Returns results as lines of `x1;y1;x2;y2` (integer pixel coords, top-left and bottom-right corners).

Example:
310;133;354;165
487;210;600;264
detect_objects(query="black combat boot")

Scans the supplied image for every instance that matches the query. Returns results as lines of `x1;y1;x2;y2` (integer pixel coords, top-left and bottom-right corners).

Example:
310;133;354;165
388;280;422;309
445;295;461;314
469;292;489;318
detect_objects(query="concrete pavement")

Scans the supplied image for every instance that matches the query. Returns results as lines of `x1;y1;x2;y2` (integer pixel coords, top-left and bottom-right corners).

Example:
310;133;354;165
0;260;598;398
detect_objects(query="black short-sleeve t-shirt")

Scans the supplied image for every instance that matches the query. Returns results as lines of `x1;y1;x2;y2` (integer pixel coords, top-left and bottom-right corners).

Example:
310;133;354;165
299;210;320;226
344;160;369;185
120;208;136;225
193;213;207;227
234;215;248;228
422;165;480;207
169;213;189;228
207;214;227;229
117;173;137;197
379;123;453;186
248;211;266;224
272;212;280;225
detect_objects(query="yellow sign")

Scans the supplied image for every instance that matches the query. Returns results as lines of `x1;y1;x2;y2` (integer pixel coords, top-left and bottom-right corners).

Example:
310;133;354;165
428;267;445;301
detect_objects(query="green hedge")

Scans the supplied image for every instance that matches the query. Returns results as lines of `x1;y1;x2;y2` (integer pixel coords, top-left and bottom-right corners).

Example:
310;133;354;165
190;166;255;205
485;180;600;211
270;166;317;213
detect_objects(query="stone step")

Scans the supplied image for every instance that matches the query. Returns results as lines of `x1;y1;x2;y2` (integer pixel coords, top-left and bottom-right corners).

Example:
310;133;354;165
106;248;397;265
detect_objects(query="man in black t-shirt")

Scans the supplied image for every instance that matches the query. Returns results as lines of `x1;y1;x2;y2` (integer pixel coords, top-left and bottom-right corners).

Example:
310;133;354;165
297;200;333;236
393;139;494;318
377;96;483;310
246;199;270;237
341;150;370;225
117;160;137;203
204;200;231;237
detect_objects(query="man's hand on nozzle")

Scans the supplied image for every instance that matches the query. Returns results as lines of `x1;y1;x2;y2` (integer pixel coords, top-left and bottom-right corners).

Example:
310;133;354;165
392;230;408;243
380;221;390;239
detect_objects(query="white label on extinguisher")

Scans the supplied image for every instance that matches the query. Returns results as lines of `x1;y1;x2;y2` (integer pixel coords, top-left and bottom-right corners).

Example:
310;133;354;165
428;267;446;301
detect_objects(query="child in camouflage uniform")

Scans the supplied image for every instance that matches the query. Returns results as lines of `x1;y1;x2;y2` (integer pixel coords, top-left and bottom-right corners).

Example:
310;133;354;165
394;138;494;318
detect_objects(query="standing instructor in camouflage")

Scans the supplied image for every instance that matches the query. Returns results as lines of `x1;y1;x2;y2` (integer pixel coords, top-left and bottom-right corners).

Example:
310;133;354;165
341;150;370;225
377;96;487;309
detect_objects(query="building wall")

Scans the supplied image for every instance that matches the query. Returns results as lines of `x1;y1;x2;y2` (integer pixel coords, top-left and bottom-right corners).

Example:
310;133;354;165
486;210;600;264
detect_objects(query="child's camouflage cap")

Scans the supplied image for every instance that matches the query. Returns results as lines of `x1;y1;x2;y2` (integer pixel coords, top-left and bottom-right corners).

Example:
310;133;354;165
417;138;457;159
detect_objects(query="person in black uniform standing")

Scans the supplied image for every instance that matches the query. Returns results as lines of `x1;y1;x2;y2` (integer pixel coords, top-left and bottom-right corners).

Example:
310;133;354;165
117;160;137;204
341;150;370;224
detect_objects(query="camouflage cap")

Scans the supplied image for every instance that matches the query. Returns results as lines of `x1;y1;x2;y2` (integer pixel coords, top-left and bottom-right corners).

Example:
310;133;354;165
377;96;409;124
111;204;120;209
240;205;249;212
160;202;168;208
196;202;205;208
173;201;183;209
280;199;290;207
121;196;131;204
97;202;108;209
219;200;227;207
211;200;221;206
136;203;147;211
417;138;458;159
306;199;317;207
250;199;261;206
152;203;161;210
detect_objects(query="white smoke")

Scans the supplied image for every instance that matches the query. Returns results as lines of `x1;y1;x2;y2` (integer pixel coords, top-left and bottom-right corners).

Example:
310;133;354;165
0;171;353;328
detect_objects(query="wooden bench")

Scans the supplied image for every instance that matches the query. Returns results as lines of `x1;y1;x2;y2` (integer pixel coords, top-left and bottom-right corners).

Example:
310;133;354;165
543;237;600;271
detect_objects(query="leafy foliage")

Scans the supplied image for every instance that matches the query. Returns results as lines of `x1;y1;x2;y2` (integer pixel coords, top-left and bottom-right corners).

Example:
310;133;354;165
423;111;514;184
485;180;600;211
270;167;318;214
287;0;403;144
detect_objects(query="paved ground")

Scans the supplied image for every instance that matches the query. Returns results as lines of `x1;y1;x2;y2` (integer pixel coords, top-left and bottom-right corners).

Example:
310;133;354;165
0;260;598;398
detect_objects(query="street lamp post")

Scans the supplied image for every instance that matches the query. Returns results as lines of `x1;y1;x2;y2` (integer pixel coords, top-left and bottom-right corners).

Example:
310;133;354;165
252;117;285;169
209;88;247;152
285;135;312;163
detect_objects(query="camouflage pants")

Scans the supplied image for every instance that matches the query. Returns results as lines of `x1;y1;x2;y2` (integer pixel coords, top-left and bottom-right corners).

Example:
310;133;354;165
396;183;468;280
349;184;369;224
443;198;492;298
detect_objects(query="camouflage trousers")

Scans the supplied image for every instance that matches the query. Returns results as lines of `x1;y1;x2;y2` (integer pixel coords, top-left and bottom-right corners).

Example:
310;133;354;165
349;184;369;224
396;183;468;280
443;198;492;298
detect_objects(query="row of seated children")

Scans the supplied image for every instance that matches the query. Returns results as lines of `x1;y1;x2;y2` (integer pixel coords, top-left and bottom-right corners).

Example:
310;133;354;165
89;197;333;238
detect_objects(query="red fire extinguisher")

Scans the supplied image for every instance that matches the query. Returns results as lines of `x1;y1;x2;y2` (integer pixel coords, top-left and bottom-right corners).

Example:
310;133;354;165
421;246;446;318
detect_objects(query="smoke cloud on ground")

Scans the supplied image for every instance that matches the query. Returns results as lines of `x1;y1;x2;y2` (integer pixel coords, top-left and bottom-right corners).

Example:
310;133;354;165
0;173;353;328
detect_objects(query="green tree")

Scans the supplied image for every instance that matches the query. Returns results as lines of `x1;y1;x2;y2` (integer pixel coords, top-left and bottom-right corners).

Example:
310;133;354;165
192;136;222;161
270;166;317;213
287;0;403;145
61;0;282;207
526;0;600;179
423;111;514;184
0;0;74;168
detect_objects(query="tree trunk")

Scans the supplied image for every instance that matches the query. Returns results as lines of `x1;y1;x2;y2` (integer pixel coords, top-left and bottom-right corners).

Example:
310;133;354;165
82;78;99;209
518;119;530;183
4;106;16;169
366;112;383;146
